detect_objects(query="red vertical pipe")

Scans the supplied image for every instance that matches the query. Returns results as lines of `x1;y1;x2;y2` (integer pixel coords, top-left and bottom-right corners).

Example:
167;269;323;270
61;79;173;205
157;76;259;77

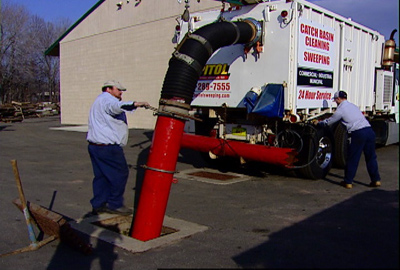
131;115;185;241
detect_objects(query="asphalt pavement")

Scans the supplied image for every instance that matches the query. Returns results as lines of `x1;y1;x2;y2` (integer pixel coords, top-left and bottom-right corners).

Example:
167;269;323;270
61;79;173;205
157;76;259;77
0;116;398;269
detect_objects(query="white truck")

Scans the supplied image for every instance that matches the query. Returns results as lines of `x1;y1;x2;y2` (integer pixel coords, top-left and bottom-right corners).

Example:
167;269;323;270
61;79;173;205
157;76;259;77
171;0;399;179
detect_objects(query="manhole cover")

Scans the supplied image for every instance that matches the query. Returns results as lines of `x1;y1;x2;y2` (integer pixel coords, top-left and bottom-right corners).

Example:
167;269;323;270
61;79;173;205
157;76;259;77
187;171;240;181
178;169;252;185
92;216;178;237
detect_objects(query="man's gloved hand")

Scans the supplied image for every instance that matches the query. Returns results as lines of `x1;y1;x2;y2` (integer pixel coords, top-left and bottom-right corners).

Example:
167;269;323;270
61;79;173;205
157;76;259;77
312;119;326;127
134;102;150;108
121;101;150;111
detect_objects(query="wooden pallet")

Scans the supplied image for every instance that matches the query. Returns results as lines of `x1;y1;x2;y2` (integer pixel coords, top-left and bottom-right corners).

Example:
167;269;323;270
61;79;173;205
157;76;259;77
12;198;93;255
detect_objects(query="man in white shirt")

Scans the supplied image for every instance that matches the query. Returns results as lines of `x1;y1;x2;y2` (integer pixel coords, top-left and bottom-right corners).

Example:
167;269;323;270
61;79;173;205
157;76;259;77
87;80;149;214
319;91;381;189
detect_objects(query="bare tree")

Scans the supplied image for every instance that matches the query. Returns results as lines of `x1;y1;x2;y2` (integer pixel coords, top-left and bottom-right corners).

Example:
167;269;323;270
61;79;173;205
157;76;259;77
0;3;30;103
0;1;70;104
42;18;71;103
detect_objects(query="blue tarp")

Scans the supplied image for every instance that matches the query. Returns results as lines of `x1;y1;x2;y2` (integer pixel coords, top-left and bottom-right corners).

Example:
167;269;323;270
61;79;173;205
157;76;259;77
241;91;260;113
240;84;284;118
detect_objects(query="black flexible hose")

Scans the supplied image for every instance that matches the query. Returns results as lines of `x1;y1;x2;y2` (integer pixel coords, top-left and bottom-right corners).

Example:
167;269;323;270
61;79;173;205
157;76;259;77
161;21;257;104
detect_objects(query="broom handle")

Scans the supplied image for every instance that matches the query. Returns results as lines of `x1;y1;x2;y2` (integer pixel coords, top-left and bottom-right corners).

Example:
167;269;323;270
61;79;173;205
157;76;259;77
11;160;37;246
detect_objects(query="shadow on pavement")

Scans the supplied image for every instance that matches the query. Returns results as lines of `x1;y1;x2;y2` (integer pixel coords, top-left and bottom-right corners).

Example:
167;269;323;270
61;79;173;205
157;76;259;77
129;131;153;212
233;189;399;268
46;214;122;270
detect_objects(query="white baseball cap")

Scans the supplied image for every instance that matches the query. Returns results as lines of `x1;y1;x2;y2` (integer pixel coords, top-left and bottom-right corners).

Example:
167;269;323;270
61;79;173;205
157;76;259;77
103;80;127;91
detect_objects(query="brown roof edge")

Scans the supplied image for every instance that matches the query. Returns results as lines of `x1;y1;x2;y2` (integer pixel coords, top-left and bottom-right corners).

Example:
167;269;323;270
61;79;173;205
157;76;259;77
45;0;105;57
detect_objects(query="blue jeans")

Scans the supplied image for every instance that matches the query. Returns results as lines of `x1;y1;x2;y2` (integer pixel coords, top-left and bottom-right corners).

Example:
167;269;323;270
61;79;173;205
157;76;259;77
344;127;381;184
88;144;129;209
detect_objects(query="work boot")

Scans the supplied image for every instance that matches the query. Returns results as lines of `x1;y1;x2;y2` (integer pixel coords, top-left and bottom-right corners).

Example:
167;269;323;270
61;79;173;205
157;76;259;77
83;206;106;218
369;181;381;187
105;206;133;215
340;181;352;189
91;205;107;215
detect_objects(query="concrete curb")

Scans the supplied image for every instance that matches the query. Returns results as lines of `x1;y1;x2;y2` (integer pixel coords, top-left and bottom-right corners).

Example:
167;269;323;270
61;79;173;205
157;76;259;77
71;214;208;253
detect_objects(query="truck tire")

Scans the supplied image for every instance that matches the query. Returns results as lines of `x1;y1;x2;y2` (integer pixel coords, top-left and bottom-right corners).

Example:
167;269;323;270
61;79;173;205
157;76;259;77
296;126;333;180
370;119;389;146
333;123;348;169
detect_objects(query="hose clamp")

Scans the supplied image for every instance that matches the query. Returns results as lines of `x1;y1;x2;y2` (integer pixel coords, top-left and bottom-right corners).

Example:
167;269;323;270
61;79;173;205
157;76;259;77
173;51;203;75
187;33;214;56
242;18;263;47
141;165;178;174
226;21;240;45
159;98;191;110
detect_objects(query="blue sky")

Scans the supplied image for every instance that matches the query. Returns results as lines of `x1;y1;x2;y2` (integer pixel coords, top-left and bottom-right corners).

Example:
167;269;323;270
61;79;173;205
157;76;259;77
311;0;399;43
3;0;399;42
3;0;99;23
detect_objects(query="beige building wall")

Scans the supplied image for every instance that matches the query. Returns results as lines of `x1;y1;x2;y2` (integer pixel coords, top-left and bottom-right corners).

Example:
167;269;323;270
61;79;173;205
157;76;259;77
59;0;220;129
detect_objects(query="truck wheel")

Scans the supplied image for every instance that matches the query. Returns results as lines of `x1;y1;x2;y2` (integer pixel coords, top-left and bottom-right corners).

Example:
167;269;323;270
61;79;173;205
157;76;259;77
297;126;333;180
333;123;348;168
